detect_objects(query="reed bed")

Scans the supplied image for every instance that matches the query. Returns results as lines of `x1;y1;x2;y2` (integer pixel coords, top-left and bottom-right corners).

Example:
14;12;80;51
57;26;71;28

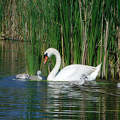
0;0;120;79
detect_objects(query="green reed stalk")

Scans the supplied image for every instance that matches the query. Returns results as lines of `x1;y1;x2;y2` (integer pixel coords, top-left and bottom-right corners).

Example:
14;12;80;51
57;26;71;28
73;0;82;64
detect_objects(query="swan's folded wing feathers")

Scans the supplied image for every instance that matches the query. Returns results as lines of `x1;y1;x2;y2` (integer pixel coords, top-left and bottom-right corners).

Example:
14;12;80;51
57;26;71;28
62;64;96;74
80;65;96;75
55;64;96;81
56;67;78;80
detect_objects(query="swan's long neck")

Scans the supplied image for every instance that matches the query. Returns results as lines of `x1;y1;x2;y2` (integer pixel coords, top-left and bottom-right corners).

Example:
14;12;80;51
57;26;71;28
47;50;61;80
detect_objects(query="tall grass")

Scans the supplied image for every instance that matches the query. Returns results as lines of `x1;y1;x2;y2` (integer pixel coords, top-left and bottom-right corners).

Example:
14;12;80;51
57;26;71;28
0;0;120;79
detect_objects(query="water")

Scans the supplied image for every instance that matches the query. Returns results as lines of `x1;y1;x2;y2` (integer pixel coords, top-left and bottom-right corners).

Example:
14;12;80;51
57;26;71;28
0;41;120;120
0;40;27;77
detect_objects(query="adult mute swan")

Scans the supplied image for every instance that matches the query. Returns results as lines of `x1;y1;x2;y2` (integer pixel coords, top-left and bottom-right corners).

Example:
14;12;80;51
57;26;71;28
44;48;101;83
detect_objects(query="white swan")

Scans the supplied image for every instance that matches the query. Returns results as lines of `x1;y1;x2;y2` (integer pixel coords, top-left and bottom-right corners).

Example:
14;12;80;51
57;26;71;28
44;48;101;83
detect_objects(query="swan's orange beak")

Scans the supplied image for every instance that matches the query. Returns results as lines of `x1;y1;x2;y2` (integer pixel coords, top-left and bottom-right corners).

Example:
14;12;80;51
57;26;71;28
44;56;48;64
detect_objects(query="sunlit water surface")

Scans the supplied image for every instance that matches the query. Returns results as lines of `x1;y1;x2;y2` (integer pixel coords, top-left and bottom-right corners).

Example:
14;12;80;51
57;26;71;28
0;41;120;120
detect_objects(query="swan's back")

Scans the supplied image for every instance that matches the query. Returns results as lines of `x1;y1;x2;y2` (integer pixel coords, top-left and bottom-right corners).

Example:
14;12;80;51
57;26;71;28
54;64;96;81
62;64;95;74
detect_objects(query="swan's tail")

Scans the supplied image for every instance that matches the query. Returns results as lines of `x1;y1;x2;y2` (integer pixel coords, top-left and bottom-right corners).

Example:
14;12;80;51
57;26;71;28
96;63;102;73
88;63;102;81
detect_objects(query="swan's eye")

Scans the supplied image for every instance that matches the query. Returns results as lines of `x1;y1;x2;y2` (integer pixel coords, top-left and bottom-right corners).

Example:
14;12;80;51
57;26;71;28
44;53;48;58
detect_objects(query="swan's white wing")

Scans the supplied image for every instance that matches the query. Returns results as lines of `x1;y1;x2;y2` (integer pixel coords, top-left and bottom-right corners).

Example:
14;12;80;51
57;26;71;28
54;64;96;81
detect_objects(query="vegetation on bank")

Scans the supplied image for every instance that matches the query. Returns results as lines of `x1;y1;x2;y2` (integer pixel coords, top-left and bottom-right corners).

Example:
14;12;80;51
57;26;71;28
0;0;120;79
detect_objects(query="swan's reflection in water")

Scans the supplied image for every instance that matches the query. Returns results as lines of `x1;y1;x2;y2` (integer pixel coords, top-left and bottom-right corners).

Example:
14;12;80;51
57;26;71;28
0;77;120;120
45;81;100;119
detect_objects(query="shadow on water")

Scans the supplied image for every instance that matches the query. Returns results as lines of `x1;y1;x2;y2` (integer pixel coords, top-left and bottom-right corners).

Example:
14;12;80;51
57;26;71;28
0;41;120;119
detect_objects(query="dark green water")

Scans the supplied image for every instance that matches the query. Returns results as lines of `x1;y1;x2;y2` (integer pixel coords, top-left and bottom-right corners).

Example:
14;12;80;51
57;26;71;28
0;41;120;120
